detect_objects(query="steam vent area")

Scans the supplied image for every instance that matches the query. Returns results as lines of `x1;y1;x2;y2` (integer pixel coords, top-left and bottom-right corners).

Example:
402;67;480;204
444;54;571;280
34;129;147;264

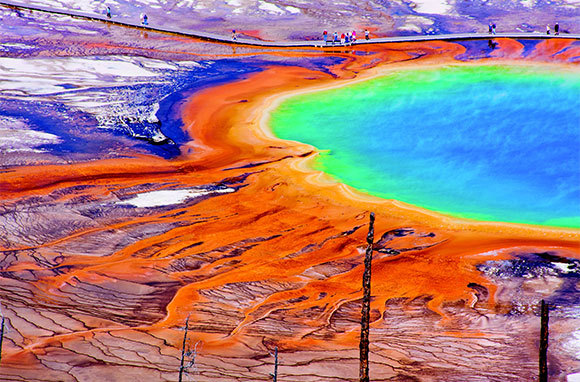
0;0;579;381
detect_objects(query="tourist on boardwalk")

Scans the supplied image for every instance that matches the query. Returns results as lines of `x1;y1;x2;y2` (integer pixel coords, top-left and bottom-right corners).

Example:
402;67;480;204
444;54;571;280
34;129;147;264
546;24;550;34
492;23;496;35
142;14;148;25
345;32;350;45
232;29;237;40
333;31;338;44
488;22;493;34
323;30;328;44
554;22;559;35
365;29;370;40
106;6;111;18
340;32;345;44
352;30;357;43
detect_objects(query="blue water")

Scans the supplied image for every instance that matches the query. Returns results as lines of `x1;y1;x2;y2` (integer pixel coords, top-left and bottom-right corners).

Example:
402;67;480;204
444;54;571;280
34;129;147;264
270;65;580;227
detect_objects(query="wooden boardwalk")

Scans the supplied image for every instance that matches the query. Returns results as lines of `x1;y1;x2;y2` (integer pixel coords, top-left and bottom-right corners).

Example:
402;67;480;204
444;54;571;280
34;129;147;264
1;0;579;47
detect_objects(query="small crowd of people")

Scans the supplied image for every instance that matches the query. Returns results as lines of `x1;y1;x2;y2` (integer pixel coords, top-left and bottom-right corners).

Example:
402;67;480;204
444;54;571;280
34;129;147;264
105;6;148;26
231;29;371;44
232;28;371;44
322;29;370;45
489;21;562;35
546;22;560;35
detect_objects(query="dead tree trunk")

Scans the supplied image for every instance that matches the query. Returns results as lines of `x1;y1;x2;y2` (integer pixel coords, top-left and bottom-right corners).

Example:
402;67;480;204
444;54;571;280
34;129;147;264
179;315;190;382
359;212;375;382
273;346;278;382
0;313;5;364
539;300;549;382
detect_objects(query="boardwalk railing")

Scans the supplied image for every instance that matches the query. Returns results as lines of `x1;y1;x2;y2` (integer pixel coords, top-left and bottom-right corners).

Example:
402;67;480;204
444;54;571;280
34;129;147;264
0;0;579;48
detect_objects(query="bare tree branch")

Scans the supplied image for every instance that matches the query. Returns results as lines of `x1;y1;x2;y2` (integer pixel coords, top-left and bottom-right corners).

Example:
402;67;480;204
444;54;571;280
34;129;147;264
359;212;375;382
0;312;4;364
178;314;200;382
179;315;190;382
273;346;278;382
539;300;549;382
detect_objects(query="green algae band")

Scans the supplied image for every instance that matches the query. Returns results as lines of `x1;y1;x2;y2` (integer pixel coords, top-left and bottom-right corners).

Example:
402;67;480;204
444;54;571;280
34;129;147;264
270;65;580;227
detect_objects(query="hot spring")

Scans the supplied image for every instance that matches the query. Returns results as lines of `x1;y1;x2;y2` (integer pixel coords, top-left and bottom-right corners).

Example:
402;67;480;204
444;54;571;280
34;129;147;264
269;65;580;227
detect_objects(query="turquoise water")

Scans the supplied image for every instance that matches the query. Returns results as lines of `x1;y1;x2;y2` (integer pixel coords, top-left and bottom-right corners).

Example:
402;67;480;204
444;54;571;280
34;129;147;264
269;65;580;227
